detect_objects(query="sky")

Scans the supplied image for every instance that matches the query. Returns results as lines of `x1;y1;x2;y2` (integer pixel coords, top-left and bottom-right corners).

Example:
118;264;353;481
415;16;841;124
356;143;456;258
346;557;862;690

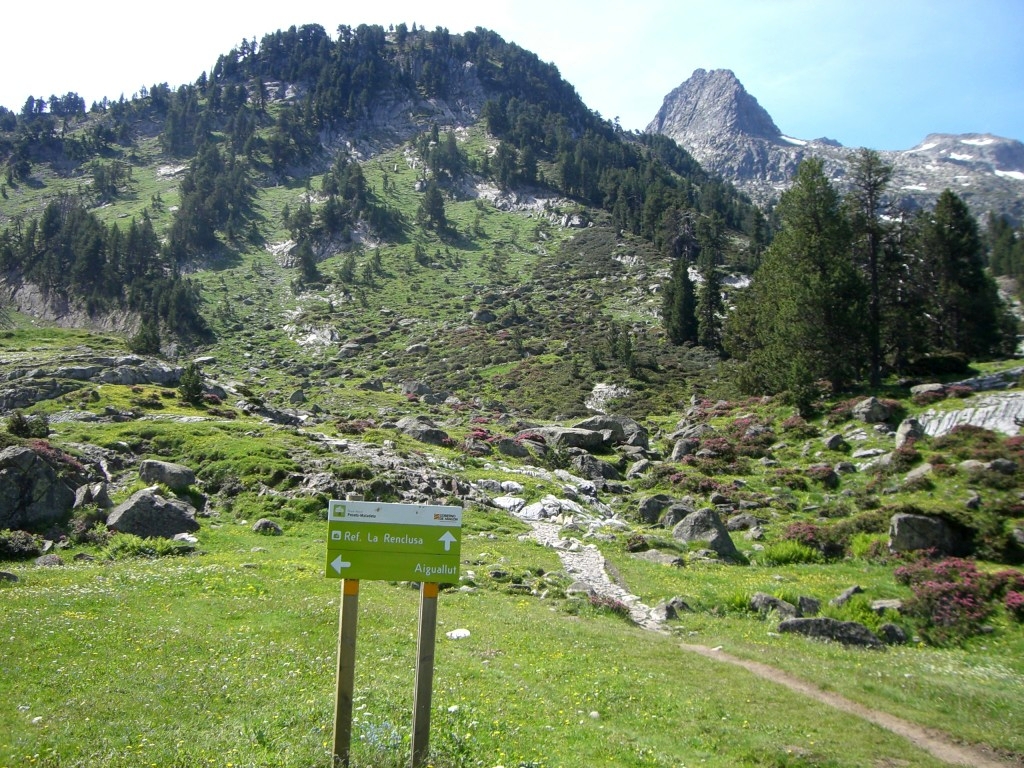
2;0;1022;151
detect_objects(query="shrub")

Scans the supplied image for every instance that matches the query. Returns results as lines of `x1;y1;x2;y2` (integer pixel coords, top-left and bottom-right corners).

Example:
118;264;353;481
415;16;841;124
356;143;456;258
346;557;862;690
5;410;49;438
760;540;823;566
1006;591;1024;621
850;532;890;562
895;557;999;645
587;594;632;621
780;414;819;438
0;529;44;559
102;534;192;560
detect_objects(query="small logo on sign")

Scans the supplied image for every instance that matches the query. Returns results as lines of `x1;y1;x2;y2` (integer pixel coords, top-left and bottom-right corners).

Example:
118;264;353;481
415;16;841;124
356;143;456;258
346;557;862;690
433;512;459;522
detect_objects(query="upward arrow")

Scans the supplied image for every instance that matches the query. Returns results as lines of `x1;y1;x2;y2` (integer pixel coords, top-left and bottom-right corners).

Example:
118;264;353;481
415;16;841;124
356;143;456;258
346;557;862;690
438;531;458;552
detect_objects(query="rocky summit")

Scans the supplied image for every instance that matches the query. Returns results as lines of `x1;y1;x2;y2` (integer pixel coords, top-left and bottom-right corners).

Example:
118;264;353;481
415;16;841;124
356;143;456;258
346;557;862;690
647;68;1024;221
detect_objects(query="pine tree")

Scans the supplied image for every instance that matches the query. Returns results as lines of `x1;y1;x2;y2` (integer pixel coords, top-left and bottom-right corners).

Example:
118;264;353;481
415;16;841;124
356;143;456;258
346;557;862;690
695;214;725;350
726;159;864;409
916;189;1004;358
662;255;697;345
845;148;894;387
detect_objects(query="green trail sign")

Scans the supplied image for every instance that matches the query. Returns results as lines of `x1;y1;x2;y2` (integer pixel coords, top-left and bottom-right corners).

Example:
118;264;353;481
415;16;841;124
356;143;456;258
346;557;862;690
324;500;462;582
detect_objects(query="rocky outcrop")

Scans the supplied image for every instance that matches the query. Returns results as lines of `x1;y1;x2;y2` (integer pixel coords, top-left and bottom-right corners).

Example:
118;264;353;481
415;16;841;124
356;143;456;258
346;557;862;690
647;68;1024;221
0;446;75;531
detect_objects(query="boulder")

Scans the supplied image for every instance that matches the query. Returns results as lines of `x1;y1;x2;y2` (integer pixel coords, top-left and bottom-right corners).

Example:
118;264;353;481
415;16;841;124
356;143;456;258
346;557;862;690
671;508;740;560
637;494;672;525
778;618;885;649
139;460;196;491
573;415;648;449
889;513;966;555
798;596;821;617
661;500;695;528
895;418;925;449
252;518;283;535
651;596;692;620
0;446;75;531
515;427;604;451
671;438;700;460
106;487;200;539
570;453;622;482
830;585;864;607
395;416;450;446
750;592;797;619
852;397;891;424
34;553;64;567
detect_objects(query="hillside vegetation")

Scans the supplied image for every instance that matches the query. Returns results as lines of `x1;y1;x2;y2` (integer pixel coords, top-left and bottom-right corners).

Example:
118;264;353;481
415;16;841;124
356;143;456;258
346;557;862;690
0;22;1023;768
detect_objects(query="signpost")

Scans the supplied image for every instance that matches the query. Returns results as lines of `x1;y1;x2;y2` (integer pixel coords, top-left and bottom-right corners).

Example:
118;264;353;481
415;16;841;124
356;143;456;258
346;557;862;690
326;499;462;768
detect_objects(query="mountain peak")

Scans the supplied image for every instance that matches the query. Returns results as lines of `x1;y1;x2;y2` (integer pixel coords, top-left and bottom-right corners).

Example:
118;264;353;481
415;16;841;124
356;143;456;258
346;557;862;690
646;68;781;143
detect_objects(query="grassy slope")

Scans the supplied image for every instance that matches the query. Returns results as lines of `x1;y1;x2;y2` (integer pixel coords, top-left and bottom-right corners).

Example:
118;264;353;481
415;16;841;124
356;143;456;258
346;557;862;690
1;107;1023;767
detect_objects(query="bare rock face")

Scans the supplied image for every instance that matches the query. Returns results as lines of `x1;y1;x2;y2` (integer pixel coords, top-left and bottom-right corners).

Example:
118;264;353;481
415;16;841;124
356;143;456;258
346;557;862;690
0;446;75;531
647;68;1024;221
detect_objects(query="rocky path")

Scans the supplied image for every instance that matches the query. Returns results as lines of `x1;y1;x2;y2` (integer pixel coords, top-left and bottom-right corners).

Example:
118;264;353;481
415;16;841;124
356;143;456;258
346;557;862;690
528;520;1023;768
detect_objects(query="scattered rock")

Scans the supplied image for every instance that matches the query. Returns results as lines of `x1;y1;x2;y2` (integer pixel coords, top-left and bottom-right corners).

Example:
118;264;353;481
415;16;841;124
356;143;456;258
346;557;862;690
139;460;196;491
871;599;903;615
852;397;891;424
631;549;684;567
651;596;691;620
34;553;63;567
445;628;471;640
895;418;925;449
106;487;200;539
750;592;797;619
778;617;885;649
830;585;864;607
252;518;283;535
798;596;821;617
823;433;849;452
1;571;20;582
672;508;740;560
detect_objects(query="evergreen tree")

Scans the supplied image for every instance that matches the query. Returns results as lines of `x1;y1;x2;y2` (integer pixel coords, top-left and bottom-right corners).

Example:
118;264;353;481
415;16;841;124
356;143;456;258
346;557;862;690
725;159;864;409
916;189;1004;358
695;214;725;350
845;148;894;387
178;362;204;404
662;255;697;345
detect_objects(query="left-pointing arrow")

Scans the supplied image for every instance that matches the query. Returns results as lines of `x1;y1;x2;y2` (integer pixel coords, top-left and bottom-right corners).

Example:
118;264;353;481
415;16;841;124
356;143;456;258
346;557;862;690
331;555;352;573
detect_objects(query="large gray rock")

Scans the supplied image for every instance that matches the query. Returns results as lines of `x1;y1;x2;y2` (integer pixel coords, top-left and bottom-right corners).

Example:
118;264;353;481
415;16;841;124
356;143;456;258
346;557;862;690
852;397;891;424
395;416;450;446
778;617;885;649
671;507;740;560
573;415;649;449
889;513;965;555
570;453;622;481
637;494;672;524
139;460;196;491
750;592;797;619
0;446;75;531
515;427;604;451
106;487;200;539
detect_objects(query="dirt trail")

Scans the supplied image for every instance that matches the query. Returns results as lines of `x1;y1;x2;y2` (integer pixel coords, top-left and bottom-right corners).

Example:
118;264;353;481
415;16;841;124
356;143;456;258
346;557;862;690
530;521;1023;768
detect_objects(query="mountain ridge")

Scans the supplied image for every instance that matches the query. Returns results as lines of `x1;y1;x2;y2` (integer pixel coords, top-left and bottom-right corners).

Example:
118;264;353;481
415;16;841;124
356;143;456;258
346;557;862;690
647;68;1024;221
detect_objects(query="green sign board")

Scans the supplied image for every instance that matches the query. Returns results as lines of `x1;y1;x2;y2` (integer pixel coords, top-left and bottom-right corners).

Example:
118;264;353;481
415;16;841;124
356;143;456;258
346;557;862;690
324;500;462;582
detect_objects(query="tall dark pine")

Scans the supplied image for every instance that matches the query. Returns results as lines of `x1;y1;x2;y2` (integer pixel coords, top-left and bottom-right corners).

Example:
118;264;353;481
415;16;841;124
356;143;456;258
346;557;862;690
725;159;864;409
662;255;697;345
846;148;893;387
917;189;1003;358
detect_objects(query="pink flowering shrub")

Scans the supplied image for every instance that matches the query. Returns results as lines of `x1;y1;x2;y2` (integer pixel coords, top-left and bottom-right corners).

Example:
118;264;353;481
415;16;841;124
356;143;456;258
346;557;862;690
895;558;999;645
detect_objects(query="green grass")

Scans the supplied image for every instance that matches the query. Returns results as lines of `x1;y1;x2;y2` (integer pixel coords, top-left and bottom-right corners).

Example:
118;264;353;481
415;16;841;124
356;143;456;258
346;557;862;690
0;520;958;768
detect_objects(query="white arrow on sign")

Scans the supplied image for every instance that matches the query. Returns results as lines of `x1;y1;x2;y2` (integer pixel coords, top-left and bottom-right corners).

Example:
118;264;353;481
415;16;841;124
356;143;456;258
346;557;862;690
330;555;352;574
438;531;458;552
